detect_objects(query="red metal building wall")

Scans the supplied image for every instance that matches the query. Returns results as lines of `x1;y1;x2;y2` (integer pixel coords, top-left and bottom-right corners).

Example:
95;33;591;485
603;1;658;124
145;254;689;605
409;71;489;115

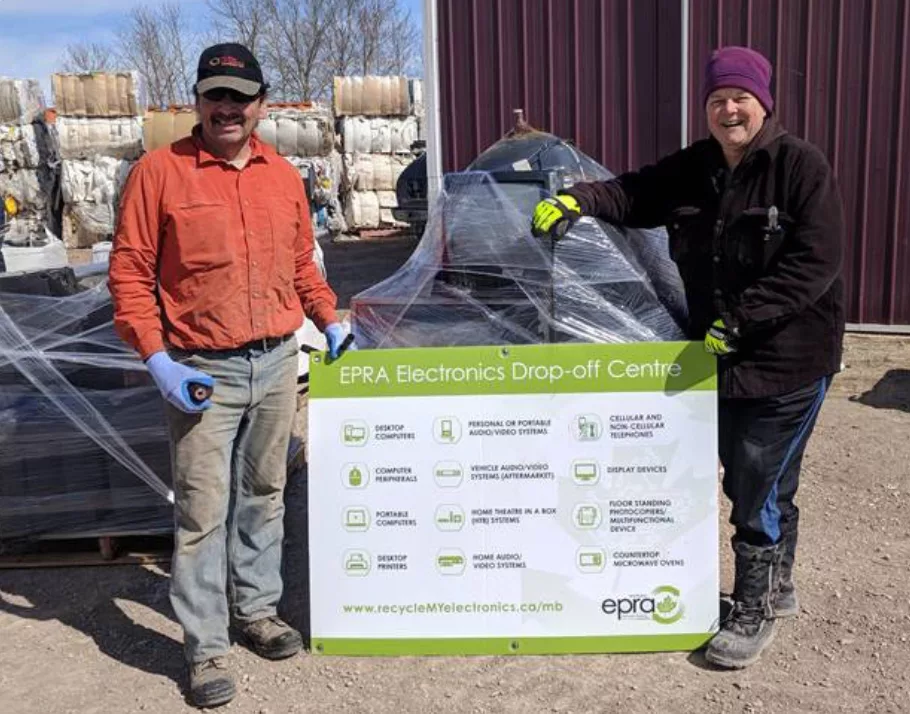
437;0;910;326
436;0;683;176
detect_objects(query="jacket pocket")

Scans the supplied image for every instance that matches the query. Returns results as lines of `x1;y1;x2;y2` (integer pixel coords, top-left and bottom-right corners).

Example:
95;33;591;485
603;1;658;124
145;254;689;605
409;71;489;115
268;198;301;284
666;206;704;264
732;206;793;273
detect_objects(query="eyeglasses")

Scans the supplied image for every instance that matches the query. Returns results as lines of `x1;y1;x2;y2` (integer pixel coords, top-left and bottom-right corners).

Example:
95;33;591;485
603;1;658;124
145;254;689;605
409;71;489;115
201;87;261;104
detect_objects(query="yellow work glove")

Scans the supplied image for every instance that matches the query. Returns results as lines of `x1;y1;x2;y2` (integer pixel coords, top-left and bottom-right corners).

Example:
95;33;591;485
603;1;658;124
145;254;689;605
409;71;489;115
704;318;738;355
531;194;581;239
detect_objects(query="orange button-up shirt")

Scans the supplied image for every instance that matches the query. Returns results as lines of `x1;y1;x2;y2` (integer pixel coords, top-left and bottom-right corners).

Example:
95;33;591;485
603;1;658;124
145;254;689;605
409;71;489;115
109;129;338;359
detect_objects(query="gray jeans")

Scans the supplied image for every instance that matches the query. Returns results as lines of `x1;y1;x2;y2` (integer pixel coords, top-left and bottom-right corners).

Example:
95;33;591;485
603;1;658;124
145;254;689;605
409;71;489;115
165;337;298;663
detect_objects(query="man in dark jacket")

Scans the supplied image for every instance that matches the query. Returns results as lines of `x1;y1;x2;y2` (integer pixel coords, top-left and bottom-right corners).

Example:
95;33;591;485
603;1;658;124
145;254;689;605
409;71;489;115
533;46;844;668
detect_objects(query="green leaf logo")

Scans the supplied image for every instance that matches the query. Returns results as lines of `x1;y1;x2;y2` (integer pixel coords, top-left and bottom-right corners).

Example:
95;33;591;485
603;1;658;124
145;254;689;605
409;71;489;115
651;585;684;625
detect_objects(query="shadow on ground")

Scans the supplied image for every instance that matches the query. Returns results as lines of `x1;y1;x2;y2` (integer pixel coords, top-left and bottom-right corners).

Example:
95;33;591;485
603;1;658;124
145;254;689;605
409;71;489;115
849;369;910;412
0;563;184;684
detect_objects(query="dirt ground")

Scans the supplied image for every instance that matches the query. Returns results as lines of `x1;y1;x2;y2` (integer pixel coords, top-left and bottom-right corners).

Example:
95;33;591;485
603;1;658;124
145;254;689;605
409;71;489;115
1;242;908;712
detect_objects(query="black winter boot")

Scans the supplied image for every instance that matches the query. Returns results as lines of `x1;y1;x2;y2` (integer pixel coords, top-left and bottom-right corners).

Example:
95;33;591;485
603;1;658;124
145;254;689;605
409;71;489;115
772;532;799;617
705;541;781;669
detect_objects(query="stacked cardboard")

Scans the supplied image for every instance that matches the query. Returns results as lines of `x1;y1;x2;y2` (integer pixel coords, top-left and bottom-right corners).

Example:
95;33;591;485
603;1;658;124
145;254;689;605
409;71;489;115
52;72;142;247
141;107;197;152
335;76;423;233
0;78;55;246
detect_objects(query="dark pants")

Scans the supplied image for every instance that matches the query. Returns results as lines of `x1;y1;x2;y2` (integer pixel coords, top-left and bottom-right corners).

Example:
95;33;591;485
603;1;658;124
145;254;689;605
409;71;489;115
719;377;830;553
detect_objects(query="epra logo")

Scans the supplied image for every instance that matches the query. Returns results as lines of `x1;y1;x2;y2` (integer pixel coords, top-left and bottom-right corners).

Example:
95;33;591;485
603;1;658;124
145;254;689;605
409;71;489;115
601;585;684;625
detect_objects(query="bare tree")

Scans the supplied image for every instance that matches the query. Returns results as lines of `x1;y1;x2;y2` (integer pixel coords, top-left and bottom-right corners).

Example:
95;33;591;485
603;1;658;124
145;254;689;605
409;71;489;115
206;0;269;57
56;0;422;107
325;0;422;81
115;3;199;107
259;0;334;100
59;42;117;73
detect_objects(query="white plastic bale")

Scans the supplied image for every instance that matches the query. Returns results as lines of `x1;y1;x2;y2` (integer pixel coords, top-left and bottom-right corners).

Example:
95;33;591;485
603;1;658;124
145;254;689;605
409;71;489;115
343;153;412;192
341;117;370;154
283;153;341;207
257;109;334;157
62;202;116;247
60;157;134;205
389;116;418;153
343;190;381;230
275;116;298;156
54;116;143;160
0;167;53;212
0;123;53;169
0;78;45;125
409;79;424;118
256;117;278;149
340;116;419;155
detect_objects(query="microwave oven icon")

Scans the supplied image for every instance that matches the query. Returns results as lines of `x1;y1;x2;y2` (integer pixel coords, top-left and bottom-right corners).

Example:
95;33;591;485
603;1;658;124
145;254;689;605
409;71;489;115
579;551;603;567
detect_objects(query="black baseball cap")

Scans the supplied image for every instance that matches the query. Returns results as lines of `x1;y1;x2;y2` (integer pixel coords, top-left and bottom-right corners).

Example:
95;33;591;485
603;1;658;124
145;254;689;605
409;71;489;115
196;43;267;97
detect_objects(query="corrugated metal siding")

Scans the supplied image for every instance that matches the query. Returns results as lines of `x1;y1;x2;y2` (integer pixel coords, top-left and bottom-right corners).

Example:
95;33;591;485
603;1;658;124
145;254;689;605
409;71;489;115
437;0;682;176
437;0;910;325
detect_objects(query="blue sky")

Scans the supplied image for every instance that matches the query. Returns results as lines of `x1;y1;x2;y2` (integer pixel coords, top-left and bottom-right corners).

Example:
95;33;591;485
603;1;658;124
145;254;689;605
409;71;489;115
0;0;424;100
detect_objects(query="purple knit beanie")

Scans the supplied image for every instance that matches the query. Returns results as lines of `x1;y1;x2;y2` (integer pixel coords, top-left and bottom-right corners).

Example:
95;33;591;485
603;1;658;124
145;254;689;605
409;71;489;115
703;46;774;113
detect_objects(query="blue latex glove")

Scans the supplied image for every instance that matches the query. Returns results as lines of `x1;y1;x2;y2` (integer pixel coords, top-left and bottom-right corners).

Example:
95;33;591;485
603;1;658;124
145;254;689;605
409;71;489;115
145;351;215;413
325;322;357;360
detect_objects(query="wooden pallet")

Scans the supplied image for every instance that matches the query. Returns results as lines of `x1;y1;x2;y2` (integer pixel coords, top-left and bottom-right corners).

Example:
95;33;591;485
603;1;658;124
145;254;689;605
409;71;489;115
0;533;172;569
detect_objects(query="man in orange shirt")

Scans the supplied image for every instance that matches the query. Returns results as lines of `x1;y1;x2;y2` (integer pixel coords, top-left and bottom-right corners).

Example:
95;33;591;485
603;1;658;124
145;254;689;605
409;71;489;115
109;43;352;708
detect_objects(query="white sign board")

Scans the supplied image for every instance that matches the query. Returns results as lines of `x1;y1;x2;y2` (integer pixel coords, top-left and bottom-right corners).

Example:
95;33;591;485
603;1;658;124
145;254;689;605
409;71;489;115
308;342;718;655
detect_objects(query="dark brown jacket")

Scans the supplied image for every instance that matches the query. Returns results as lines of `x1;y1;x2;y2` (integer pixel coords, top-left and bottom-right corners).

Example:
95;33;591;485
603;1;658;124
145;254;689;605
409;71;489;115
565;116;844;398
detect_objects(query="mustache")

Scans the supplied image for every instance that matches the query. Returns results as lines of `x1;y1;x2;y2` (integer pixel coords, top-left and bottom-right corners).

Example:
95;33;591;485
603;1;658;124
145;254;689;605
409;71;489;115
211;113;243;121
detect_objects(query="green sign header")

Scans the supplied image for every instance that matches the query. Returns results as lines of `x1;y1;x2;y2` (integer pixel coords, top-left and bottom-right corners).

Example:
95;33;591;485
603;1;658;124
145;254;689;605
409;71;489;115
310;342;715;399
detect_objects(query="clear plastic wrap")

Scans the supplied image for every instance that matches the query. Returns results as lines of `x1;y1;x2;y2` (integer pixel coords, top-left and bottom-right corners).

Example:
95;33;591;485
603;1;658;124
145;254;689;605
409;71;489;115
0;270;173;543
351;130;687;348
0;256;326;544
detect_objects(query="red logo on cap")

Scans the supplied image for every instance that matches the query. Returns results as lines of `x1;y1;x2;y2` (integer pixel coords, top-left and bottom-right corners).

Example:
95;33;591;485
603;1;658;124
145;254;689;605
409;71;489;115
209;56;245;68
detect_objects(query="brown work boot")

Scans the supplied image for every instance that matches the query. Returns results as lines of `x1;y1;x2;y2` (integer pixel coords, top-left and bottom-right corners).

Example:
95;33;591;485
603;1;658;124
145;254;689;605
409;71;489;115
189;656;235;708
241;615;303;660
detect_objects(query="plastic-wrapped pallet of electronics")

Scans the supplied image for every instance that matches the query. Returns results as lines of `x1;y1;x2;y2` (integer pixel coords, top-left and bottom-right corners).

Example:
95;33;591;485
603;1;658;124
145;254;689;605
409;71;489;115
350;127;688;347
0;266;174;545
